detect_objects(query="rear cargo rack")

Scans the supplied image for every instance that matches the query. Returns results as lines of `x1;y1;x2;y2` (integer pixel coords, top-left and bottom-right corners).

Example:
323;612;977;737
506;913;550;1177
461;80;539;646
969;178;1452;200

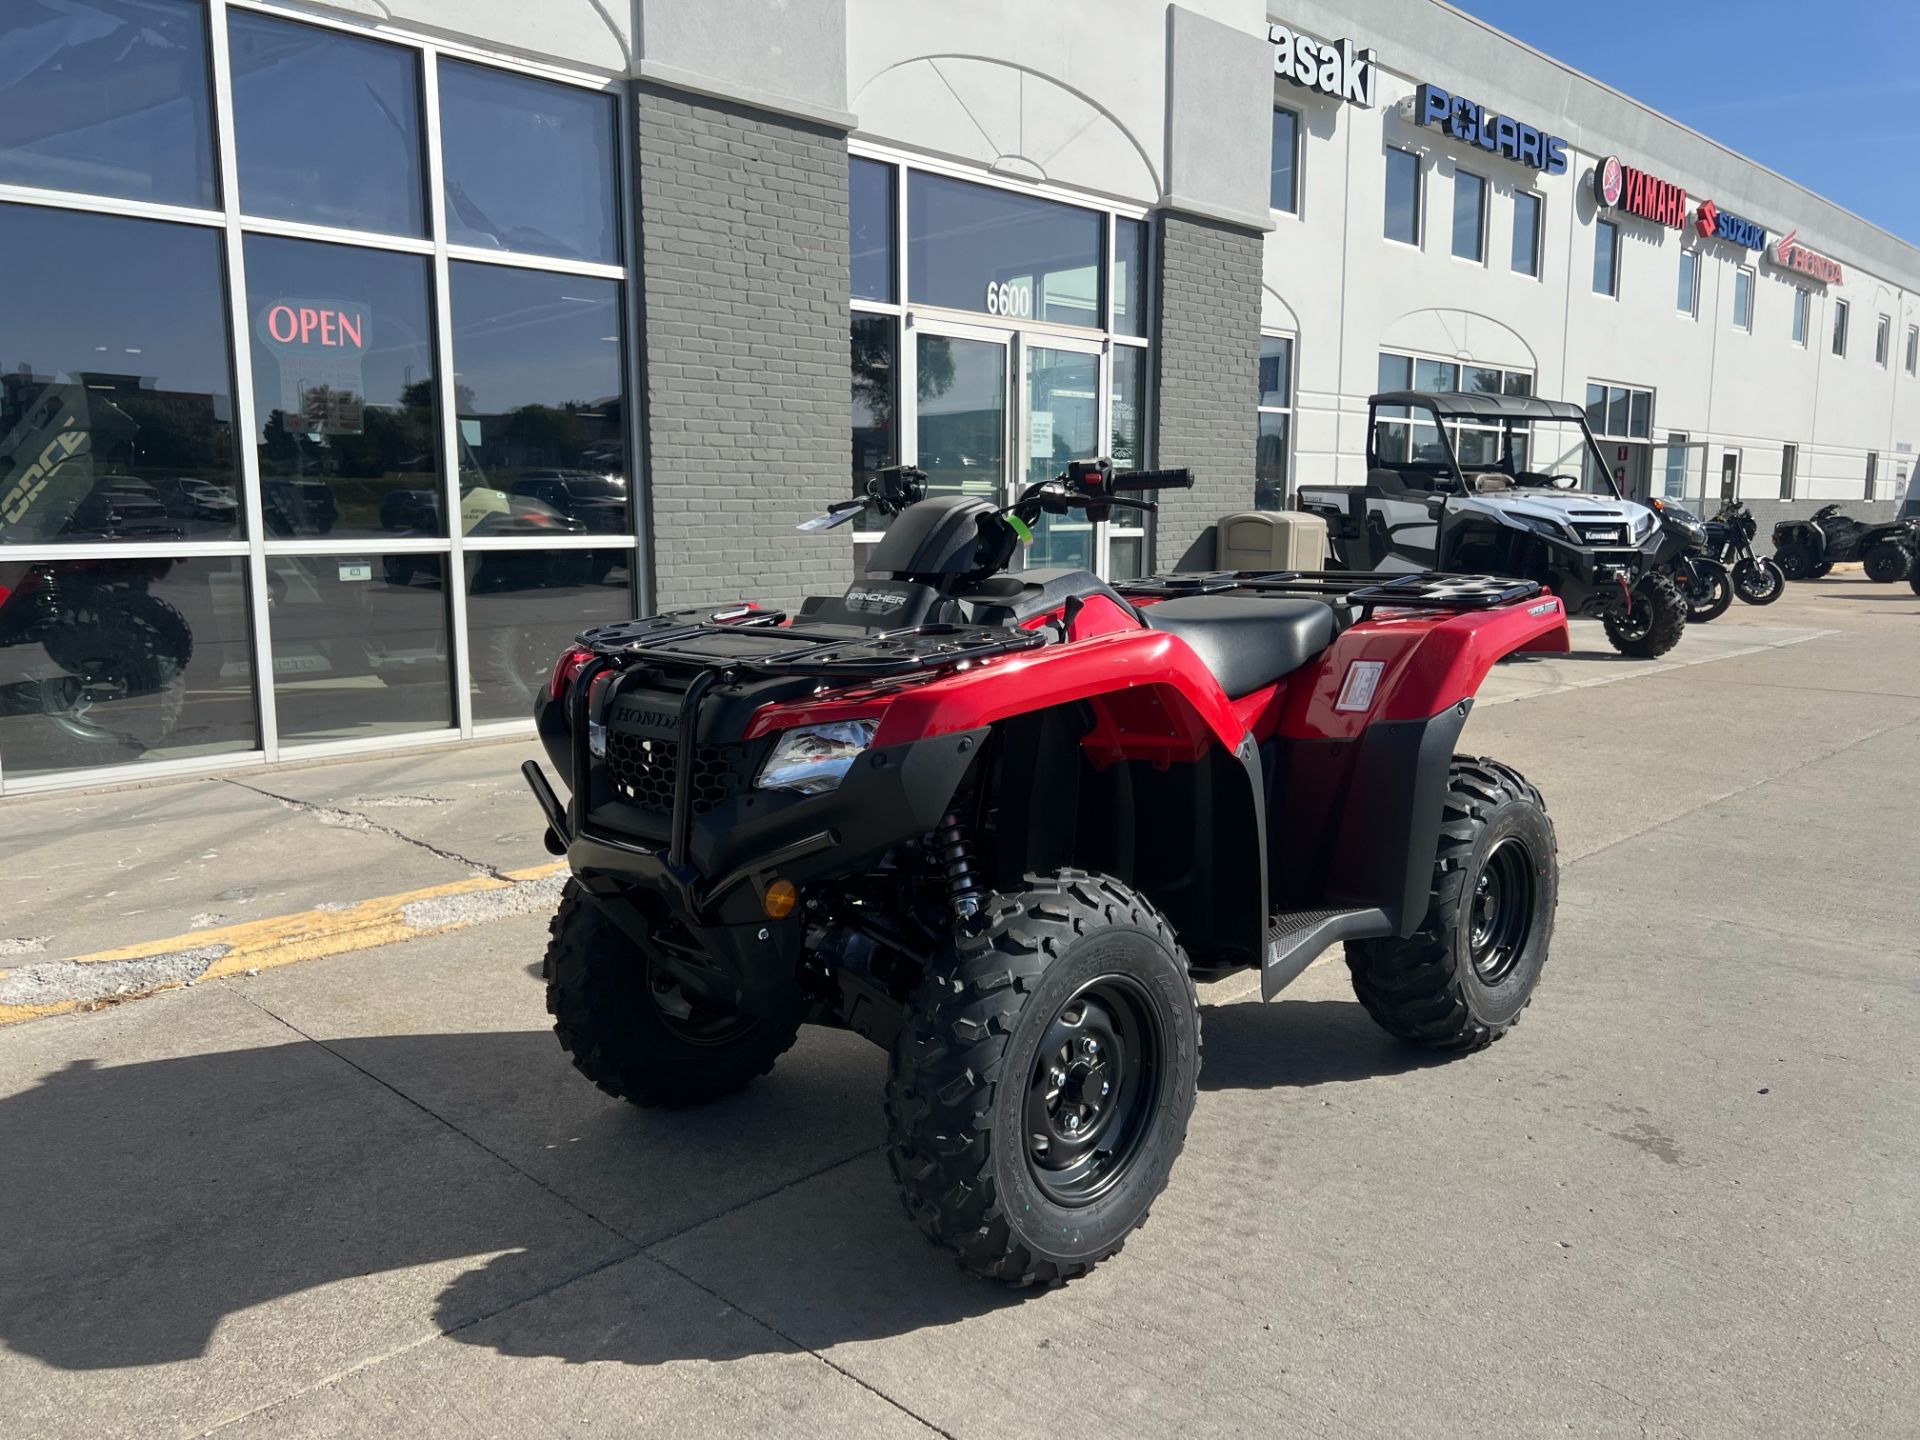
1117;569;1543;622
578;608;1047;678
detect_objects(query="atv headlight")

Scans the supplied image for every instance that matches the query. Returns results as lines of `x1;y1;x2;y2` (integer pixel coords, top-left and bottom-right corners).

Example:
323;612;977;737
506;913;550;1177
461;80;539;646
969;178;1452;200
756;720;878;796
1512;513;1570;540
1632;511;1657;542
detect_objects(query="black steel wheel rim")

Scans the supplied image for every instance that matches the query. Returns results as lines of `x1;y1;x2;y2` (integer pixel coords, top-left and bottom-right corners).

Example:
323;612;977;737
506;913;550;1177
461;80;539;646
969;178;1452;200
1615;594;1652;640
1024;974;1164;1208
644;933;759;1046
1469;837;1535;987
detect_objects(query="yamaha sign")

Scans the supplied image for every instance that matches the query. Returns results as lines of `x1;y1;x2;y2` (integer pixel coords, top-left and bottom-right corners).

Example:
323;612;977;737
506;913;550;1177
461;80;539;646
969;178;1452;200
1269;23;1376;108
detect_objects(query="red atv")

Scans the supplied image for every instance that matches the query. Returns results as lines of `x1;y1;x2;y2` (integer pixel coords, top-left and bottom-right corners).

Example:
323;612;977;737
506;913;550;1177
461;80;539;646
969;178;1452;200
524;461;1570;1284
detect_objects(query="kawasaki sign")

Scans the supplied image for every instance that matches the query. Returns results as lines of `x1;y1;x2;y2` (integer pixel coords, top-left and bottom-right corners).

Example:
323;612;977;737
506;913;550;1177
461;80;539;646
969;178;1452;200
1268;23;1376;108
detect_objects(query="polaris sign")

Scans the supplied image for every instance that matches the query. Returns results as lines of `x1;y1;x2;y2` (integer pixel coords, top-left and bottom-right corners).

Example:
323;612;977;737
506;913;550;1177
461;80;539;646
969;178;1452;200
1413;83;1568;174
1269;23;1376;108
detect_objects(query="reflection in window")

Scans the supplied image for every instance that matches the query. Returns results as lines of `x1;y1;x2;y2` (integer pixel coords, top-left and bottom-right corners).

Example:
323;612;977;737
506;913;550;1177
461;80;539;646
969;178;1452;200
466;551;632;722
1271;108;1299;214
1793;289;1810;346
1512;192;1541;277
1384;148;1420;245
245;236;439;541
0;205;237;545
1111;346;1146;472
0;554;255;777
908;173;1102;326
449;264;626;535
850;158;895;302
1256;334;1293;510
915;333;1005;504
440;61;618;264
228;12;425;237
1593;219;1619;297
1733;269;1754;331
267;553;451;743
1452;170;1485;262
1677;249;1698;317
0;0;216;208
1114;218;1149;338
851;315;896;494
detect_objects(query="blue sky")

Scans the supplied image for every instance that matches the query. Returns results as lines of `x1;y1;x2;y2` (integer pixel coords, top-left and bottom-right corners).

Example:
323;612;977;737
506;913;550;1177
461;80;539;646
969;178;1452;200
1445;0;1920;247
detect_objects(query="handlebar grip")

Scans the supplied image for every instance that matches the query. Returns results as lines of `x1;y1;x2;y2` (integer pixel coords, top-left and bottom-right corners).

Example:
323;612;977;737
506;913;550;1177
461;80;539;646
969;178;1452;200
1108;467;1193;492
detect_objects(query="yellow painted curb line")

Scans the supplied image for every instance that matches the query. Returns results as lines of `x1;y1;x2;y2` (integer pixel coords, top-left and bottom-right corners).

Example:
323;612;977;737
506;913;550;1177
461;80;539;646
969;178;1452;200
0;860;567;1028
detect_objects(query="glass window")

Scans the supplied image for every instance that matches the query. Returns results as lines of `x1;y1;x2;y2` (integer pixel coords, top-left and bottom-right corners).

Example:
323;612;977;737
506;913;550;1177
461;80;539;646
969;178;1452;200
1733;269;1753;331
1113;218;1149;338
1259;336;1293;408
1629;390;1652;439
1504;372;1532;397
1833;300;1849;356
851;314;896;494
465;550;631;723
0;0;216;208
1663;433;1689;499
1270;108;1299;214
1593;219;1619;297
1677;250;1698;316
1585;384;1607;433
1378;352;1413;395
907;173;1101;326
1111;345;1146;472
915;333;1005;504
1875;315;1890;367
1;204;238;545
1451;170;1485;262
1511;192;1541;277
245;235;439;540
1866;450;1879;500
1375;353;1413;458
1606;386;1630;437
0;554;256;777
1780;443;1796;500
1792;289;1809;345
266;552;452;744
1465;365;1504;396
1907;325;1918;375
1384;148;1420;245
447;264;627;538
228;12;425;237
1256;413;1289;510
850;158;895;302
439;60;619;264
1415;358;1458;393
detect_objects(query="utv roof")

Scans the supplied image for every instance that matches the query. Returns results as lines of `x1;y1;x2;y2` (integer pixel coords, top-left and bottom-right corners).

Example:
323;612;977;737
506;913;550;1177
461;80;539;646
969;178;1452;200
1372;391;1587;422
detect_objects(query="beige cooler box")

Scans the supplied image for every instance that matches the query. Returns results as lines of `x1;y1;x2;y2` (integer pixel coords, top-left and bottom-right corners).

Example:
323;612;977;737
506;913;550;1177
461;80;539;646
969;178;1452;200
1216;510;1328;570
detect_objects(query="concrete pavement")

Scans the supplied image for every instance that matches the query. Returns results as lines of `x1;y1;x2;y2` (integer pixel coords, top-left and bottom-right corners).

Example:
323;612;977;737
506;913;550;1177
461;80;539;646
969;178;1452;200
1;571;1917;1436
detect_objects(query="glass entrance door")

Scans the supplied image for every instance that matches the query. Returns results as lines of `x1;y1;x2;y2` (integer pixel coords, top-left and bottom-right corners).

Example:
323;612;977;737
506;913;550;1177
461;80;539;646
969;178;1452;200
1022;341;1101;570
914;329;1008;509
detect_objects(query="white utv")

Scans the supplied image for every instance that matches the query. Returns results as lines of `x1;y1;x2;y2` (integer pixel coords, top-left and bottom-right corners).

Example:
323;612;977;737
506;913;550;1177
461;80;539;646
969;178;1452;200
1298;390;1685;658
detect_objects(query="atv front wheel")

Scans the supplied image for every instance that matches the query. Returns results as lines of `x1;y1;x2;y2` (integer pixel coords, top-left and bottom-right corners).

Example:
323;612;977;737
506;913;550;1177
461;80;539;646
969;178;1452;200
1775;546;1815;582
1602;573;1687;658
1733;558;1784;605
1345;758;1557;1051
543;882;801;1107
1812;559;1834;579
1863;543;1911;584
886;870;1201;1286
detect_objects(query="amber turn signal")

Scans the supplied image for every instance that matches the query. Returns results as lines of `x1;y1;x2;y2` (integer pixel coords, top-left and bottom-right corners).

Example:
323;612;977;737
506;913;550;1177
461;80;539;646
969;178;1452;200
763;879;798;919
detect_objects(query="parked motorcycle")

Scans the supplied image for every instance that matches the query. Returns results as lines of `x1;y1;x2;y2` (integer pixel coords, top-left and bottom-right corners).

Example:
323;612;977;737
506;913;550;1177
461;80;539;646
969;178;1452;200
1773;503;1916;583
1647;498;1730;623
1705;500;1784;605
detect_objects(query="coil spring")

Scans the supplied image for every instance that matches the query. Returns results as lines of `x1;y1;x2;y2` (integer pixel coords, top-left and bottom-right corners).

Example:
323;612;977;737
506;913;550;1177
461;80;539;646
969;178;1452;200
931;810;983;924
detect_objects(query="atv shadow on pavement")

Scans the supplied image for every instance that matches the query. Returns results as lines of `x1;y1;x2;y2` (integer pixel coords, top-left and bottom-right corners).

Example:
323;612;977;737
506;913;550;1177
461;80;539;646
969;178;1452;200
0;999;1446;1383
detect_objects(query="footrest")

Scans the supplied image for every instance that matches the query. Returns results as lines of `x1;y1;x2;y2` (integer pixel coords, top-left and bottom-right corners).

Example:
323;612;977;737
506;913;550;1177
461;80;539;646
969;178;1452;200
1261;906;1392;1000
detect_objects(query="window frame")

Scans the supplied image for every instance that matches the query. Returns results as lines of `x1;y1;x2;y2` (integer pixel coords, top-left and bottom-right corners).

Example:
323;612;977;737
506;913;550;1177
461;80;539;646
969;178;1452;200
1779;442;1797;501
1677;247;1699;319
1593;217;1620;299
1511;189;1542;279
1907;324;1918;376
1792;288;1810;347
1256;330;1296;509
1833;298;1849;357
1450;167;1486;265
0;0;640;789
1383;146;1422;249
1731;266;1754;333
1866;450;1879;501
1874;314;1890;368
1376;346;1535;467
1269;105;1301;217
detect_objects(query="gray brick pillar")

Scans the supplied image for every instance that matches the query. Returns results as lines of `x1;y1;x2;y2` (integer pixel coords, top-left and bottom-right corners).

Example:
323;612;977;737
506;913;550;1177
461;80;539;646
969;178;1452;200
632;83;851;612
1151;211;1263;569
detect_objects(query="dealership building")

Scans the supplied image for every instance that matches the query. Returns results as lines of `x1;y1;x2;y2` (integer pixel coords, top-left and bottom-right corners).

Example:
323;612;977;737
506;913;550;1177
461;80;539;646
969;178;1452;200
2;0;1916;794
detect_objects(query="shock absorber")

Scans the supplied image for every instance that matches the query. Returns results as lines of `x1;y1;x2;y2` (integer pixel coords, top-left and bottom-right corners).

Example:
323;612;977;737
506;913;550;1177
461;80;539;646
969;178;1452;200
931;810;984;925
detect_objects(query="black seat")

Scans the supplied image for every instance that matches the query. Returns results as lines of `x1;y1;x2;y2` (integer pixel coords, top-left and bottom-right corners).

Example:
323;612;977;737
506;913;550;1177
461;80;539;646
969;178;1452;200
1142;596;1340;697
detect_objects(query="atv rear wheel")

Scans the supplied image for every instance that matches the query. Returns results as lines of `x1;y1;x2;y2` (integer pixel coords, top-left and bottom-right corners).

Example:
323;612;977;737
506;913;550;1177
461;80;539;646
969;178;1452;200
1863;543;1911;584
1812;559;1834;579
885;870;1200;1286
1775;545;1816;582
1345;758;1557;1051
1733;558;1784;605
1602;573;1686;658
543;882;801;1107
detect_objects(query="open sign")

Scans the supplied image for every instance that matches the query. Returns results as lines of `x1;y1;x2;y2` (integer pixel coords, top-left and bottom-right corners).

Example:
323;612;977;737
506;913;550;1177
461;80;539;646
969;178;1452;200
260;300;370;350
257;298;372;436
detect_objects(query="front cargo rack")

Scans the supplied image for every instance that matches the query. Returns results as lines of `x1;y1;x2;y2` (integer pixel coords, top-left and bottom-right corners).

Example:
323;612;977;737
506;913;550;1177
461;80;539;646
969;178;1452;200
1117;569;1543;622
578;608;1047;679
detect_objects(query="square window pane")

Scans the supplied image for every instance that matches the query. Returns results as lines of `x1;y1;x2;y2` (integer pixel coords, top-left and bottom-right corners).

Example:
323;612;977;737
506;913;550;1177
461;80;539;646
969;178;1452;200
1111;345;1147;472
1451;171;1484;261
1593;220;1617;295
1511;192;1540;276
850;158;895;302
0;554;255;777
229;12;425;237
465;550;632;722
1270;109;1298;213
1384;149;1419;244
1456;426;1499;467
267;552;452;743
908;173;1102;326
440;61;619;264
245;236;439;541
1465;365;1503;396
0;204;239;544
1377;352;1411;417
450;264;628;536
1259;335;1293;407
1374;420;1410;464
1629;390;1652;439
0;0;216;208
1114;218;1149;338
1256;412;1289;509
1504;371;1532;397
1415;358;1458;393
852;314;896;491
1585;384;1606;432
1410;422;1448;464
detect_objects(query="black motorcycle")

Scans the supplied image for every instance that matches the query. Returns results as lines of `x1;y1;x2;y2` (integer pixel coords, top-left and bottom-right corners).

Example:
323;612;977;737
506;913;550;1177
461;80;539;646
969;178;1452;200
1705;500;1785;606
1648;499;1730;623
1773;503;1916;583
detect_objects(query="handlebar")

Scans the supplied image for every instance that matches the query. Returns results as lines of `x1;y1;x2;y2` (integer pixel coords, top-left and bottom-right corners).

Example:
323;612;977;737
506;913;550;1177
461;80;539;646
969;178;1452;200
1107;467;1193;493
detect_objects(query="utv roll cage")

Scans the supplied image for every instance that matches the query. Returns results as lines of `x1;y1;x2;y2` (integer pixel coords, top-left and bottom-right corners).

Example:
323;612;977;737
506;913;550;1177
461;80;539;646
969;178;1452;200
1367;390;1623;500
